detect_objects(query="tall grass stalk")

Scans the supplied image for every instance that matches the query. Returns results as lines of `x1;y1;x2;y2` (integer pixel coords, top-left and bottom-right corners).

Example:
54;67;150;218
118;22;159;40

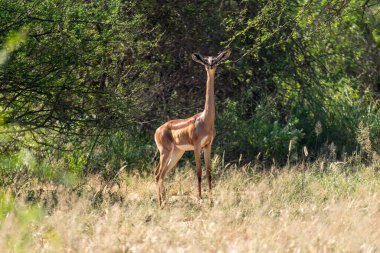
0;159;379;252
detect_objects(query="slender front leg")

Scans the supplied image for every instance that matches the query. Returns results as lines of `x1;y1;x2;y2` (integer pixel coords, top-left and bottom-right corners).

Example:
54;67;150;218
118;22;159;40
204;144;213;205
194;145;202;199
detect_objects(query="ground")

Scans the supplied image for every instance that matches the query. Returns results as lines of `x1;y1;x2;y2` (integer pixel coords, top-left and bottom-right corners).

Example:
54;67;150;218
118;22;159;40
0;161;379;252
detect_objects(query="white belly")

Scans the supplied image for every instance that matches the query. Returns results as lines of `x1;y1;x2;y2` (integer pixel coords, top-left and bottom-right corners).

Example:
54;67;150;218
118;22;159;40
176;136;209;151
177;144;194;151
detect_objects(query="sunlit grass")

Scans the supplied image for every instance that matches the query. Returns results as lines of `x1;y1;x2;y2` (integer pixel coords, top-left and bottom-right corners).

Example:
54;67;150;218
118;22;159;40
0;160;379;252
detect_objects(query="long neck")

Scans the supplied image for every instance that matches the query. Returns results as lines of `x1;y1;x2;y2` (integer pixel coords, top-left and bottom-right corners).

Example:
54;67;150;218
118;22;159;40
204;69;216;125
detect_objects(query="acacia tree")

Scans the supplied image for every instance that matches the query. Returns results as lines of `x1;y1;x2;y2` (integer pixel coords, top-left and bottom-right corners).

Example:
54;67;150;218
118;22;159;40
0;0;161;149
1;0;379;168
215;0;380;161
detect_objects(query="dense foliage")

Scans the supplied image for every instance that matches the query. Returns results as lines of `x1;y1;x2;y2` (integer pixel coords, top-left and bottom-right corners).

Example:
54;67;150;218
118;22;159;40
0;0;379;175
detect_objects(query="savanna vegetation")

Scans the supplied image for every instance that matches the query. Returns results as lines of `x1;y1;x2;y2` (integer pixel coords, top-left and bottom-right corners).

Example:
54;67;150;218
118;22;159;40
0;0;379;252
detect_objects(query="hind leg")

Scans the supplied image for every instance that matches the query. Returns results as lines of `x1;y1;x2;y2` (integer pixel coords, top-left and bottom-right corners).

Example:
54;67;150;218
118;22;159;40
157;148;184;205
156;148;171;206
160;148;185;179
160;148;184;187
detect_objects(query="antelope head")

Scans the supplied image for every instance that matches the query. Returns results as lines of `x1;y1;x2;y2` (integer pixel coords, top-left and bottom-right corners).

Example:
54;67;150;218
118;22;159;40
191;49;231;70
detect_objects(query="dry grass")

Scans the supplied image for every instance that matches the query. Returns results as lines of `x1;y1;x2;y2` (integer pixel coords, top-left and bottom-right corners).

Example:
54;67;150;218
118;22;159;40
0;161;379;252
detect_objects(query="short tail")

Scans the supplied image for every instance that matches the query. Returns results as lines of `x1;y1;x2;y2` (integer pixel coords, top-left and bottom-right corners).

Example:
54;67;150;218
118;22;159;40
152;133;160;178
152;149;159;167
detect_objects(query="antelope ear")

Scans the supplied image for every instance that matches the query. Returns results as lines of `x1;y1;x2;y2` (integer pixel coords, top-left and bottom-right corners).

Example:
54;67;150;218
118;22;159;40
215;49;231;64
191;53;206;65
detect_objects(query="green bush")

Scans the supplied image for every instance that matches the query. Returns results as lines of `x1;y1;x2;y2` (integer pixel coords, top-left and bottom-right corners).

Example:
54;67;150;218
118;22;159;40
83;129;155;178
217;97;303;163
